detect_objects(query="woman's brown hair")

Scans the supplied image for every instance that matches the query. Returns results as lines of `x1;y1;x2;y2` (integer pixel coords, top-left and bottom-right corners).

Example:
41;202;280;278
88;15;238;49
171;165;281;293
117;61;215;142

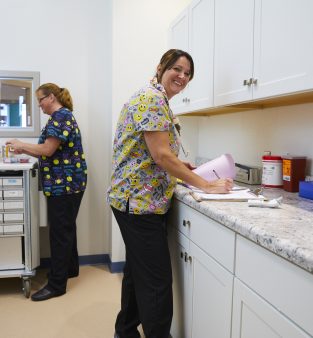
156;49;194;83
36;83;73;111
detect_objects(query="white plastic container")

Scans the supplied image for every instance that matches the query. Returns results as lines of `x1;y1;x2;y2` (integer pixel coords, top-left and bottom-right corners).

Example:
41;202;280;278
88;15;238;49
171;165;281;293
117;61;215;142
262;153;283;187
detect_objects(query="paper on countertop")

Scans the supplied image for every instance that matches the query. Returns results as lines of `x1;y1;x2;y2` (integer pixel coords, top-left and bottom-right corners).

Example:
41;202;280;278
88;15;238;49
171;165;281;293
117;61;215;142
190;188;265;202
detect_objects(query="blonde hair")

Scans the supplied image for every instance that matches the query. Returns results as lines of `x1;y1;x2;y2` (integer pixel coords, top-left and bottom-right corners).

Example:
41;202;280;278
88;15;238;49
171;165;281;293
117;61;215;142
36;83;73;111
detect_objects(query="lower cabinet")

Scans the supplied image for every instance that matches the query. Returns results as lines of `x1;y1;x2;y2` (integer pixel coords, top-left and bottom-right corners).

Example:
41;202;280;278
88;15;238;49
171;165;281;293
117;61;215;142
232;278;310;338
168;201;234;338
169;200;313;338
189;241;233;338
169;228;192;338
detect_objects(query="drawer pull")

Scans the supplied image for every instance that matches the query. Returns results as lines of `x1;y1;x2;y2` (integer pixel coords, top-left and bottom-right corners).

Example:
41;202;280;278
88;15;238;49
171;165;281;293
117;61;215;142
184;252;192;263
183;220;191;227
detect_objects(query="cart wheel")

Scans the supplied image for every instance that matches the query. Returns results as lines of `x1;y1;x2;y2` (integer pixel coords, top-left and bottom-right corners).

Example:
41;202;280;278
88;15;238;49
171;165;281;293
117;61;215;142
22;279;31;298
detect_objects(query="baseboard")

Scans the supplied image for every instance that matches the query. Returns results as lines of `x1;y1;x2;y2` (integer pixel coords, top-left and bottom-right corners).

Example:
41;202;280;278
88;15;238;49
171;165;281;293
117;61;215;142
39;254;125;274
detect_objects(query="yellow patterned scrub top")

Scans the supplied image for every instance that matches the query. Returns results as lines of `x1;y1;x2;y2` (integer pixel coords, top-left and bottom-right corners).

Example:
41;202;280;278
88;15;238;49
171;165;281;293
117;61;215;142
107;80;180;214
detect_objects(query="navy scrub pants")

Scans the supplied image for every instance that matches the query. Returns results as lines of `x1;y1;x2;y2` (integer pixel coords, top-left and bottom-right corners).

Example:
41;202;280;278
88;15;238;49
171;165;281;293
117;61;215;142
112;206;173;338
47;191;84;293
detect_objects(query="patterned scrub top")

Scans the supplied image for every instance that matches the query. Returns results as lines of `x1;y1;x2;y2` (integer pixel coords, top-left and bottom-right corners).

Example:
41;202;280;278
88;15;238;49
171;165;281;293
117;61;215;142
38;107;87;197
107;80;180;214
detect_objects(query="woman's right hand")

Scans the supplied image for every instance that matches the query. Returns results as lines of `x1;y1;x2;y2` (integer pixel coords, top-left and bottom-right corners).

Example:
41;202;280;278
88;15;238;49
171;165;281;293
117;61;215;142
202;178;233;194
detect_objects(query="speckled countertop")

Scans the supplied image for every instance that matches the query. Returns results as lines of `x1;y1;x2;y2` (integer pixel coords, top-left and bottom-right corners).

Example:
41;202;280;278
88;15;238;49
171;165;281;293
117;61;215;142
174;184;313;274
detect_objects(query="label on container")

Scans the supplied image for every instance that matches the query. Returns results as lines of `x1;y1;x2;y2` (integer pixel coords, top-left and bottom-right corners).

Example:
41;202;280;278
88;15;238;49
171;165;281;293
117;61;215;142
262;161;283;186
283;159;291;181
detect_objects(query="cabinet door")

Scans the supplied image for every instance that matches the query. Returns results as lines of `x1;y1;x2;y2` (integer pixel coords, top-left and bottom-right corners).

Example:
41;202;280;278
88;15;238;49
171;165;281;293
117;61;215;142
214;0;255;106
253;0;313;99
188;0;214;112
189;241;233;338
169;8;190;112
232;278;310;338
169;228;192;338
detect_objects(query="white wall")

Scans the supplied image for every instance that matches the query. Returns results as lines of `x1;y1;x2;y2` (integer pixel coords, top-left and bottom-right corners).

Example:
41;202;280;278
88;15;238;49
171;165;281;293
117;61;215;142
110;0;192;262
180;102;313;175
0;0;192;263
0;0;112;258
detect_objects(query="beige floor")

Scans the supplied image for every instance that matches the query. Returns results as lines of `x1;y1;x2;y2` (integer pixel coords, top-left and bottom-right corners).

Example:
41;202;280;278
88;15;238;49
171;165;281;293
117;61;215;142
0;265;124;338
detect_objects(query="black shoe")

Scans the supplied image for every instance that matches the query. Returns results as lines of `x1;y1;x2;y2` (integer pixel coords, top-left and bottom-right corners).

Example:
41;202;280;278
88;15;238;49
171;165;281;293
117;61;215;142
31;286;65;301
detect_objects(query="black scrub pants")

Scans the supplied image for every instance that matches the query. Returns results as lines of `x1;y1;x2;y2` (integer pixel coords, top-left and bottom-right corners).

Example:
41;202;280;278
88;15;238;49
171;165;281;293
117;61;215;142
47;191;84;293
112;206;173;338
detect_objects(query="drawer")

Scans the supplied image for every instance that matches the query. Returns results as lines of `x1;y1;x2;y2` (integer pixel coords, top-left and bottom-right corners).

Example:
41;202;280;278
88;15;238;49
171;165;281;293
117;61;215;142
0;225;3;235
3;190;24;199
2;177;23;187
0;200;3;210
236;235;313;336
0;237;24;270
0;213;3;223
3;224;24;235
3;200;24;211
3;213;24;223
172;200;235;273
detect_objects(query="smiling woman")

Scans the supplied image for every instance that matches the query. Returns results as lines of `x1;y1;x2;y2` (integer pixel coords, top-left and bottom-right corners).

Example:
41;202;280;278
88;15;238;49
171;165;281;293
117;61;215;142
0;70;40;137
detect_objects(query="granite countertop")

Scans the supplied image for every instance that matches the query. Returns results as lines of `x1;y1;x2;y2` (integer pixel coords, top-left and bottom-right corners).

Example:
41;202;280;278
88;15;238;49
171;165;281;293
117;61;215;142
174;184;313;274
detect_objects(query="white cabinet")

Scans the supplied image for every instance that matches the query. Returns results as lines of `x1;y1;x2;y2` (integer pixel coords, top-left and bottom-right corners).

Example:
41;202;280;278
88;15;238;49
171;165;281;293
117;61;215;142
189;241;233;338
169;200;235;338
169;201;313;337
214;0;313;106
232;278;310;338
168;227;192;338
169;0;214;114
235;235;313;337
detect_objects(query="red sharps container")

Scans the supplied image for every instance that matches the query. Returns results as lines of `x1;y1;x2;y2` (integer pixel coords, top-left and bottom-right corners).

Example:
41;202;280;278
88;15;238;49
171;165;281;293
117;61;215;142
282;155;306;192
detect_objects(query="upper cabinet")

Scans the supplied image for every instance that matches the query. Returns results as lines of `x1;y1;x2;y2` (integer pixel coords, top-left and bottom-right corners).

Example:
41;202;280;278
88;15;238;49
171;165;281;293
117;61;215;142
214;0;313;106
169;0;214;115
170;0;313;114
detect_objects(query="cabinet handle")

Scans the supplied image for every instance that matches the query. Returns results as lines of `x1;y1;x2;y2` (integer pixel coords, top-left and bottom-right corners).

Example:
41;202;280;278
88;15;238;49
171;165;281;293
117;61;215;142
180;251;184;259
252;78;258;85
184;252;192;263
182;97;186;103
182;220;191;227
186;98;190;103
243;78;253;86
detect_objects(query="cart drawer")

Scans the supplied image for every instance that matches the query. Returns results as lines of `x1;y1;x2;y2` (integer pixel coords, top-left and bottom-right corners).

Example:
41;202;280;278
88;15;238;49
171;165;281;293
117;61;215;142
3;200;24;211
3;213;24;223
3;224;24;235
0;237;24;270
2;178;23;187
3;190;24;199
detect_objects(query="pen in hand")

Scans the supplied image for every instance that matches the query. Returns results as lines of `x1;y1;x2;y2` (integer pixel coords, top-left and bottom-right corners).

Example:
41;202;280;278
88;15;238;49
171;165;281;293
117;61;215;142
213;169;220;179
